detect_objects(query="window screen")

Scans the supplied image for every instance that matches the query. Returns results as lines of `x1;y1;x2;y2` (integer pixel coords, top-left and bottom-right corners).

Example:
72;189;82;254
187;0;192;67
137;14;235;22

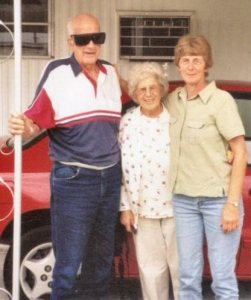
120;14;192;61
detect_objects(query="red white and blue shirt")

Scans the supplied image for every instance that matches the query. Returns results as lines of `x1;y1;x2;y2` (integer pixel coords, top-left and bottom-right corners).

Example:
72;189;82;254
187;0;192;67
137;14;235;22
25;55;122;167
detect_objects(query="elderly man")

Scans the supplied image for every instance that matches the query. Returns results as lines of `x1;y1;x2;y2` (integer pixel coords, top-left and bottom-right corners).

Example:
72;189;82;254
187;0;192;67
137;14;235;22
9;13;122;300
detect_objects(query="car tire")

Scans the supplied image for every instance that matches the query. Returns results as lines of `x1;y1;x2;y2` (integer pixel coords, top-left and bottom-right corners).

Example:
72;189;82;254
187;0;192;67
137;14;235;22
4;225;54;300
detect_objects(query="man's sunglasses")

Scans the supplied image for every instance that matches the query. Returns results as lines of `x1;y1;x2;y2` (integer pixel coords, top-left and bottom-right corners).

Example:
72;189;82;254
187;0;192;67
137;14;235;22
71;32;106;46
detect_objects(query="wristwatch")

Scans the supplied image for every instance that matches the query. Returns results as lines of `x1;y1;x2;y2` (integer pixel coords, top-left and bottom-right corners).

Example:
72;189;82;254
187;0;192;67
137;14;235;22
226;201;239;208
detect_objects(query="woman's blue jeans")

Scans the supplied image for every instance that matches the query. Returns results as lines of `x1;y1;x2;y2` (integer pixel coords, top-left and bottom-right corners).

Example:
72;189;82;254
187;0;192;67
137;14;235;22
50;161;121;300
173;194;244;300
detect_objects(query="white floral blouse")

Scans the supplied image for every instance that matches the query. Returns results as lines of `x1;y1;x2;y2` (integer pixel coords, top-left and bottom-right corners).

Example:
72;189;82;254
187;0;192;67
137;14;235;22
119;105;173;227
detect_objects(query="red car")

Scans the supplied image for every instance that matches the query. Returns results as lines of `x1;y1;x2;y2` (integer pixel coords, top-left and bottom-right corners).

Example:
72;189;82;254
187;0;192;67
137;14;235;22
0;81;251;299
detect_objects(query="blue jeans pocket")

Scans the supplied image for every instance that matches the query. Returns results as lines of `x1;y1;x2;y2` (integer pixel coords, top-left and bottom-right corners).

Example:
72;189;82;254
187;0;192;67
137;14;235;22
54;165;80;180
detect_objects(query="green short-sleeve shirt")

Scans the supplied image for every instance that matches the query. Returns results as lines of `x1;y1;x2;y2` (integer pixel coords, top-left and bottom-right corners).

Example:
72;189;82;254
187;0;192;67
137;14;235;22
165;81;245;197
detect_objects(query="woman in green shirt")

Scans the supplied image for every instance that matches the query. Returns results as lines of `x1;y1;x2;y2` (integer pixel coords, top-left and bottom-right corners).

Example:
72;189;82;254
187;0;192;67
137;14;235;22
166;34;248;299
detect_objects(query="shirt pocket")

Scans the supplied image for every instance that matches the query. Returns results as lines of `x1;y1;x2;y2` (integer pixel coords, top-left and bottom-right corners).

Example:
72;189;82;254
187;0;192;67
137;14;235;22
187;120;205;129
186;120;206;143
187;119;218;144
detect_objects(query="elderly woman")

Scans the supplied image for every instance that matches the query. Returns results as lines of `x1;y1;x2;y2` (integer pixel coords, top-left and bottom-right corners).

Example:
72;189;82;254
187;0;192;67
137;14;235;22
166;35;248;299
119;62;179;300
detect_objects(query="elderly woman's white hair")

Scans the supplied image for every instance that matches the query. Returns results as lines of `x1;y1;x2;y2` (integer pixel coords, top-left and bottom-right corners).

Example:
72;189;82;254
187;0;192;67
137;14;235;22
128;62;169;102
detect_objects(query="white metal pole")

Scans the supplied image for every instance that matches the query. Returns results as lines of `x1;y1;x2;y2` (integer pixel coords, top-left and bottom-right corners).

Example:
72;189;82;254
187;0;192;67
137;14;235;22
12;0;22;299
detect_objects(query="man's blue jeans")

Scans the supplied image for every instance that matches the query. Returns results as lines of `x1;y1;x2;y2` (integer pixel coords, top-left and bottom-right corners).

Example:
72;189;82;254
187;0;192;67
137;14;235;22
50;161;121;300
173;194;244;300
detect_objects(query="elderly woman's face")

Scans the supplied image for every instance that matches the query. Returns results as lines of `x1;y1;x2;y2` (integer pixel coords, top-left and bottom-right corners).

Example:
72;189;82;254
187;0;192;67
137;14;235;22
135;75;164;117
178;55;207;86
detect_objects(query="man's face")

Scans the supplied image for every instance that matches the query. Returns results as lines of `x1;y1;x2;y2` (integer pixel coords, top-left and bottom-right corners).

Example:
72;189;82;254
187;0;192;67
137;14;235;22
68;16;102;69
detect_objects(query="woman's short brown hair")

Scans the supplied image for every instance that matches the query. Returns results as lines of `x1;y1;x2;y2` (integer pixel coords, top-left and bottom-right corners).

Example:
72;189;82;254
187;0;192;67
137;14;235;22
174;35;213;68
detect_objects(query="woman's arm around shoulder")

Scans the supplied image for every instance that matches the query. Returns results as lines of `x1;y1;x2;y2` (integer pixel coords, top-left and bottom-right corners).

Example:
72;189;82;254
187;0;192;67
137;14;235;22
221;135;248;233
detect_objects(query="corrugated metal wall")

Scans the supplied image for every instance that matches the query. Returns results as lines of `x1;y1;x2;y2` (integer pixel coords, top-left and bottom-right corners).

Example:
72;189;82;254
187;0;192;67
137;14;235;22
0;0;251;135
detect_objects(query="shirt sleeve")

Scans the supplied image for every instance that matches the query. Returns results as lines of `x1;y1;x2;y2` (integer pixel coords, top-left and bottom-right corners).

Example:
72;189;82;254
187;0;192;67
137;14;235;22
215;93;245;141
119;180;131;211
119;113;132;211
25;88;56;129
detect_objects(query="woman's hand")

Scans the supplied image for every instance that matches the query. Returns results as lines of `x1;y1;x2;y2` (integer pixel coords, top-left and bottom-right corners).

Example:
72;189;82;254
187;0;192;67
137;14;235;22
120;210;135;233
221;204;241;233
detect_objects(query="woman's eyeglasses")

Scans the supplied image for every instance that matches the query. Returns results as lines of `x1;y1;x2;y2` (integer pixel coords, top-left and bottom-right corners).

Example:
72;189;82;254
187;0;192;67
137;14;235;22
71;32;106;46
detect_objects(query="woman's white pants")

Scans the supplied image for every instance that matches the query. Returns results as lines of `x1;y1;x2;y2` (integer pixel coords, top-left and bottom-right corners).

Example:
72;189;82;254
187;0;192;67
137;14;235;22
133;217;180;300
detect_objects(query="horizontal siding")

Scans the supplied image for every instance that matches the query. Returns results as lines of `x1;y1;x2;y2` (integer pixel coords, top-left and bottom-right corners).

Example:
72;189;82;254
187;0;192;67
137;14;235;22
0;59;51;134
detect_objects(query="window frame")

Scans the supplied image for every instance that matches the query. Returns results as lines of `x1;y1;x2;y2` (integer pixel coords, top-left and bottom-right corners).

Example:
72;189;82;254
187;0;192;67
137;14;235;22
117;10;196;62
0;0;54;59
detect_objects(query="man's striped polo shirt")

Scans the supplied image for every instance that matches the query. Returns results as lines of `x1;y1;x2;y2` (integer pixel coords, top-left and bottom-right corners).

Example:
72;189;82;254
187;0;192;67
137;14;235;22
25;55;122;167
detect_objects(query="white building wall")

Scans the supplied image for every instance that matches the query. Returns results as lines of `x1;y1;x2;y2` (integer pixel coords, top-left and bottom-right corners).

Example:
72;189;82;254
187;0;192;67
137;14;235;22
0;0;251;135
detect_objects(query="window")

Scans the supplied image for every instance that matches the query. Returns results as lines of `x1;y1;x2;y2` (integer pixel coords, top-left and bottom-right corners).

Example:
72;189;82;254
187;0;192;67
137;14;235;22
0;0;52;57
119;12;194;61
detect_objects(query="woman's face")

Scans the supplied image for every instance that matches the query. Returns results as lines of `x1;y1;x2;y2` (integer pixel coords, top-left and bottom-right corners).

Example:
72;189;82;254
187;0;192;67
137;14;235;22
135;75;164;117
178;55;207;86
